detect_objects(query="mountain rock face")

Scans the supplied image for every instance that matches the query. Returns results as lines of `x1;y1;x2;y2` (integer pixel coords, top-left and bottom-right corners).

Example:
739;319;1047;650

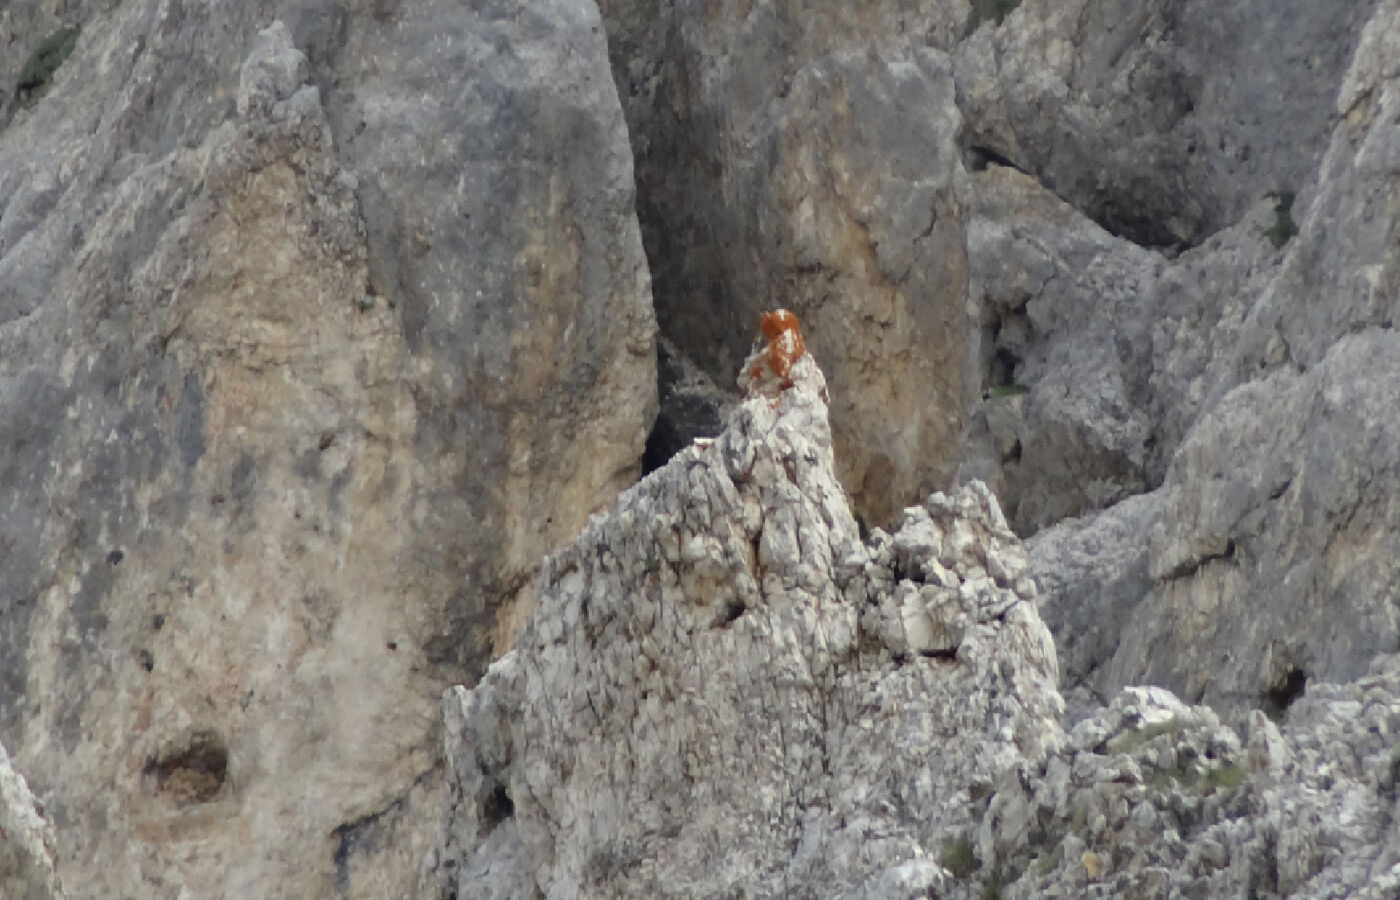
1023;0;1400;719
0;741;64;900
985;661;1400;898
428;348;1400;899
5;0;1400;894
599;0;979;526
954;0;1377;249
425;351;1064;899
0;3;652;897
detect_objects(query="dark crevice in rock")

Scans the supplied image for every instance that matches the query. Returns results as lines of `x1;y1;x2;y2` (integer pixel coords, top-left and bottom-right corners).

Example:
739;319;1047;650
1262;667;1307;722
964;144;1023;176
480;781;514;831
331;764;435;894
643;338;731;475
1163;538;1237;582
712;598;746;629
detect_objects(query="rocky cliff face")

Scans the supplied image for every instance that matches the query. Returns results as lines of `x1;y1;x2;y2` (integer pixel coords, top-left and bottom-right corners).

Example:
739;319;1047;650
5;0;1400;895
0;3;652;897
429;347;1400;899
425;350;1064;899
599;0;979;525
1024;0;1400;719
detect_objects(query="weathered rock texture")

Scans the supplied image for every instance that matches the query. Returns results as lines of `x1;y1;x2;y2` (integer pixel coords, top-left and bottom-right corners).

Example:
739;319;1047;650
426;351;1064;898
984;659;1400;898
0;741;65;900
430;348;1400;899
954;0;1378;249
0;2;652;897
600;0;979;525
1019;0;1400;718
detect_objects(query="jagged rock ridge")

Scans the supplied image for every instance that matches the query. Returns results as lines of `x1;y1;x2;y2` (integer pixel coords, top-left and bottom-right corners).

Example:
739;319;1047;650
431;349;1400;899
425;349;1063;898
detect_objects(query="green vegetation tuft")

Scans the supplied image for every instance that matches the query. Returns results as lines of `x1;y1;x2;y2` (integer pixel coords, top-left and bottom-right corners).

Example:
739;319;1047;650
988;383;1030;399
1265;192;1298;249
1198;762;1249;795
940;836;981;880
966;0;1022;33
1105;717;1185;756
16;25;80;100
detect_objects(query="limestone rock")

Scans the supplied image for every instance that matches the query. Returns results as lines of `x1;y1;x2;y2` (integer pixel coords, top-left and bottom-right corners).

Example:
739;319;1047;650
984;657;1400;898
1024;0;1400;717
953;0;1378;248
600;0;979;525
1027;492;1161;721
428;349;1063;898
957;162;1283;535
0;4;651;897
0;741;65;900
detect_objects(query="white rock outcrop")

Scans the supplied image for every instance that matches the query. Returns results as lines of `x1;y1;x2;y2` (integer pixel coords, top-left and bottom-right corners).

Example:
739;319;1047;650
425;345;1063;898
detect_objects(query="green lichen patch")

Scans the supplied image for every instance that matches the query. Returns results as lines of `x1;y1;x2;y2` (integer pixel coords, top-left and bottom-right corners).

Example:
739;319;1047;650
1197;762;1249;795
1105;717;1185;756
940;836;981;879
987;383;1030;399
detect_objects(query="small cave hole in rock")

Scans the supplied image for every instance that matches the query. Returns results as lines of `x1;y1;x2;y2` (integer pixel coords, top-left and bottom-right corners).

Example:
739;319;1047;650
713;599;746;628
481;781;514;830
918;647;959;663
144;731;229;806
107;548;124;566
1263;667;1307;721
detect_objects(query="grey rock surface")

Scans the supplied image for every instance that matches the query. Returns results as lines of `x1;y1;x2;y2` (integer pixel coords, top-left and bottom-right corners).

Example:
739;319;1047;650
956;163;1281;536
600;0;980;526
430;343;1400;900
1023;0;1400;718
426;349;1064;899
985;658;1400;899
0;3;652;897
0;741;65;900
954;0;1378;248
1028;491;1161;721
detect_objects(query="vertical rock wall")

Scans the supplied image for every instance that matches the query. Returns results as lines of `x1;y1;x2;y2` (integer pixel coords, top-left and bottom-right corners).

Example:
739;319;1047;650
0;2;653;896
600;0;979;526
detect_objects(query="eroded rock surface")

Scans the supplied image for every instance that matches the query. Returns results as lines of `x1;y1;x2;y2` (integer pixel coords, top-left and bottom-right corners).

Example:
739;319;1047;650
985;660;1400;898
430;346;1400;899
0;5;651;897
1020;0;1400;718
954;0;1377;249
0;741;64;900
426;351;1063;899
600;0;978;525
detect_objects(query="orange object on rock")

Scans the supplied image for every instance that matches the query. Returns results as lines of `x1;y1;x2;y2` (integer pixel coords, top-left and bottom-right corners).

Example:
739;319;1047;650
749;308;807;388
